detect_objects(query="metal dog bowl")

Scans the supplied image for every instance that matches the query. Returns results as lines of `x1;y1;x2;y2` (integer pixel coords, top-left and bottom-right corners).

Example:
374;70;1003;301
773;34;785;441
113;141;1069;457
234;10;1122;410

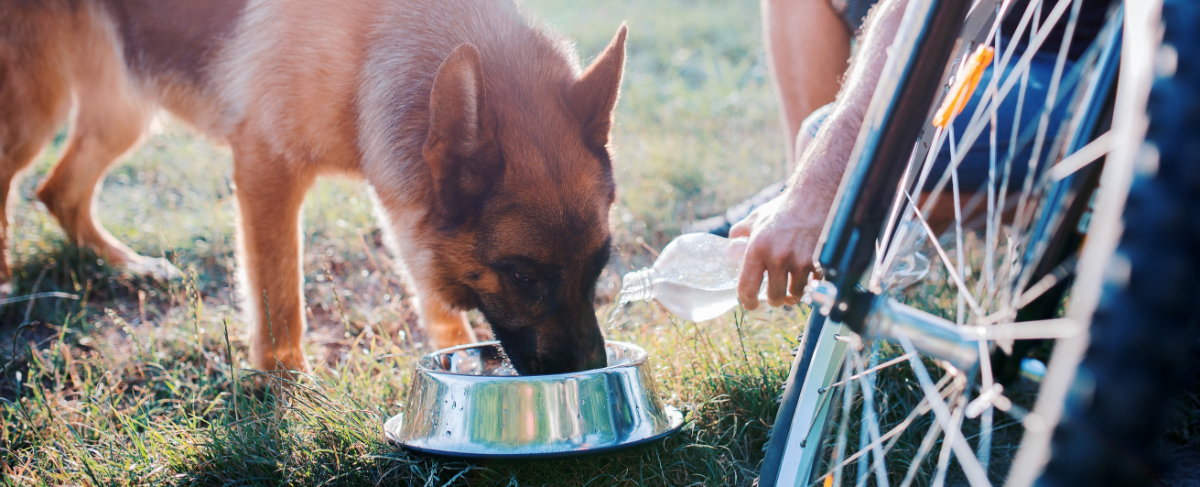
384;341;684;458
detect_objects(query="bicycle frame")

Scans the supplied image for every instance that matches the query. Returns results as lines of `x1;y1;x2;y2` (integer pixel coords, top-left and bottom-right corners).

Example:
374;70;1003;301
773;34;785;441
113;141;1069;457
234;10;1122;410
759;0;970;482
815;0;970;332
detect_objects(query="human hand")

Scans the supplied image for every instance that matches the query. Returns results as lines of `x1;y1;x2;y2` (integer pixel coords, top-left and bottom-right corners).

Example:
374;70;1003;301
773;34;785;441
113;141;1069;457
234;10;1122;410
730;191;825;310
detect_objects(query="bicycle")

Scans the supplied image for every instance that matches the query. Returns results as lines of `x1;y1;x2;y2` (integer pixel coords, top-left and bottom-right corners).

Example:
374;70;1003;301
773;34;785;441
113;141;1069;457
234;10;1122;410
756;0;1200;485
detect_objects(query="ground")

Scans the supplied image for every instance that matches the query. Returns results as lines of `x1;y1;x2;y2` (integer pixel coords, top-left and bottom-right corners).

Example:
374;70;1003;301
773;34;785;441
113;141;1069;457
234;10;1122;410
1;0;805;485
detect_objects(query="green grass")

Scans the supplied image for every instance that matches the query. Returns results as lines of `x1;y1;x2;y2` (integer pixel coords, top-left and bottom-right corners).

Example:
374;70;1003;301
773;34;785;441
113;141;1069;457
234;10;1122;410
1;0;814;485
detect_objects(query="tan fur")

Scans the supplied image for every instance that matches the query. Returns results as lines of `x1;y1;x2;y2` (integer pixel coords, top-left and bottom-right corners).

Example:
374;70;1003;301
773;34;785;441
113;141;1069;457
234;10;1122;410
1;0;624;375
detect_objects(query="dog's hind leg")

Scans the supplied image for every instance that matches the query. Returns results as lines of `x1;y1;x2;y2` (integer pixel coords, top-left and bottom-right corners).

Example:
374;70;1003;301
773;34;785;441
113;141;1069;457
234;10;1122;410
0;25;73;294
231;142;316;374
0;127;61;296
34;42;180;280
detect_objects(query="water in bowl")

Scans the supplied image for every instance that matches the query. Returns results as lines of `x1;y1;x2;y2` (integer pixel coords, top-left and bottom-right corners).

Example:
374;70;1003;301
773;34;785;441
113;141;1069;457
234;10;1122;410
426;342;641;376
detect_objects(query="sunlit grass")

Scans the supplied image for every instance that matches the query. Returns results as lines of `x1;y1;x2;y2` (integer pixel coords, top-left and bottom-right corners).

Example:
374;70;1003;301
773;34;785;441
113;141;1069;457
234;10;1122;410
2;275;803;485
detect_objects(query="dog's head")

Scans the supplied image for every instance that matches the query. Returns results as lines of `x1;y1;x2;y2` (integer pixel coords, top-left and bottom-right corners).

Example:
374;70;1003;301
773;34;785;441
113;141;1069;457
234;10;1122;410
420;26;627;375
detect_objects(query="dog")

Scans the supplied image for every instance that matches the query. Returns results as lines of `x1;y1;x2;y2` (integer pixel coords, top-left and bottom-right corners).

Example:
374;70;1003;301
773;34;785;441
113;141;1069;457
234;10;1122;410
0;0;624;375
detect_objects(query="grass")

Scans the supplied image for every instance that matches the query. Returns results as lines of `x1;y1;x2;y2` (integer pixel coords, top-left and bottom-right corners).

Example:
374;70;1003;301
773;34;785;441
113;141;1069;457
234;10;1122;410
1;0;810;485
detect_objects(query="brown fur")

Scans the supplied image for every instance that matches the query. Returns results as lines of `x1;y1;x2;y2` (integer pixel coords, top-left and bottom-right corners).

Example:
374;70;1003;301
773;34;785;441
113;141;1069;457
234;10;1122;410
0;0;625;375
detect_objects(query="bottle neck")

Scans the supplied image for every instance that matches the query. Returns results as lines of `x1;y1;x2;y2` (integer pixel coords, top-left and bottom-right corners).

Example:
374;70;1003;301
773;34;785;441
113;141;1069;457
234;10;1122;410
620;267;658;302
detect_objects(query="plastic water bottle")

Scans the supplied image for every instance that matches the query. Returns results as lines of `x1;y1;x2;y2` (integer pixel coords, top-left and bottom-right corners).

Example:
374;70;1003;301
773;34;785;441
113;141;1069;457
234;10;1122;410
617;233;764;322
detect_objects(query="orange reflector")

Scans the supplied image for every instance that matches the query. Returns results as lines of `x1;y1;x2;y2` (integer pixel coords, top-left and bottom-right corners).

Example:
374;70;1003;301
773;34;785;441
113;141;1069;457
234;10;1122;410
824;474;834;487
933;45;995;128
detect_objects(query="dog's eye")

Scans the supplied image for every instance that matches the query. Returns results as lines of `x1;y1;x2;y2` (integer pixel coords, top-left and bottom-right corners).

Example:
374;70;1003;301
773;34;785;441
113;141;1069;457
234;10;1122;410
512;271;535;284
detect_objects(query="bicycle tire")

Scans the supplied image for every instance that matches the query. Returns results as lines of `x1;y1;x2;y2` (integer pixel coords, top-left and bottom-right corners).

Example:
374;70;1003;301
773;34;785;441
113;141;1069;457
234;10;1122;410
1038;0;1200;484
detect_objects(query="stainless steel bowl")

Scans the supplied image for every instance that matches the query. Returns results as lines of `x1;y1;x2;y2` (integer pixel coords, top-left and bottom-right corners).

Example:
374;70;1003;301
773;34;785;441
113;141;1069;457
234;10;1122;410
384;341;684;458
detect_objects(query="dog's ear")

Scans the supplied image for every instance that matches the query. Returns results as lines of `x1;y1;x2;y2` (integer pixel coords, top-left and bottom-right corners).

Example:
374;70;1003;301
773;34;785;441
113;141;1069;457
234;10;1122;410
424;43;504;226
566;24;627;151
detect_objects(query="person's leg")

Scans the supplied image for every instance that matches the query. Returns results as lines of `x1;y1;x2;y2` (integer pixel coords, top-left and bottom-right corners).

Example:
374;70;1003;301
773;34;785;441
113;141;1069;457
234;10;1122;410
762;0;853;167
935;49;1076;192
691;0;875;236
919;49;1075;229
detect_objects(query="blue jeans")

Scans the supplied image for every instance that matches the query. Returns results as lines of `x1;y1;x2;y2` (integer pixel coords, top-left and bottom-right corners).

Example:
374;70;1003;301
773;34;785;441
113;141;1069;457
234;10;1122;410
797;46;1075;192
928;47;1076;192
692;40;1078;237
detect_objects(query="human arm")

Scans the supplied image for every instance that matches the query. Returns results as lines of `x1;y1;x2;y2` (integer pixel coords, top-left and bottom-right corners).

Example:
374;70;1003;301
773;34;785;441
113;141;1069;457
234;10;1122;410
733;0;911;309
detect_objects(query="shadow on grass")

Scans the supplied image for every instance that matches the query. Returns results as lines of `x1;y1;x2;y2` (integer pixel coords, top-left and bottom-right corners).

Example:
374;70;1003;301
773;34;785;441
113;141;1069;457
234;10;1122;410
2;272;798;487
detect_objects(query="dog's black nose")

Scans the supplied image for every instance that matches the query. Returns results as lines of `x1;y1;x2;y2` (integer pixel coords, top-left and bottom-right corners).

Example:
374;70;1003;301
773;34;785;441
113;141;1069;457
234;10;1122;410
522;340;606;375
582;343;608;371
582;355;607;371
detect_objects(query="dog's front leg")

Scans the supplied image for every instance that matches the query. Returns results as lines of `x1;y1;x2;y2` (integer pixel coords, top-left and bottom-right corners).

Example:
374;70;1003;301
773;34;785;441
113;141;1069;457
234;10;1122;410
232;145;316;375
419;294;478;351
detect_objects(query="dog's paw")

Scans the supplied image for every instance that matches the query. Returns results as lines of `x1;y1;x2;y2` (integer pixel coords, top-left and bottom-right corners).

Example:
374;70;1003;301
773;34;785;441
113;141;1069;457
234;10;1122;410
251;348;312;380
124;256;183;281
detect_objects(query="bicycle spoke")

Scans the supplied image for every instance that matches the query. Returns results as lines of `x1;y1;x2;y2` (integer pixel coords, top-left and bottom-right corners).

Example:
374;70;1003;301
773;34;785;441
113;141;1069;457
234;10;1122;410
896;332;991;487
821;353;916;393
960;318;1083;341
832;355;856;487
903;191;986;318
1046;130;1112;181
812;373;958;487
799;350;851;448
984;19;1002;311
857;420;871;487
879;126;947;291
873;142;926;292
1011;0;1084;269
1013;256;1076;310
932;394;968;487
918;0;1080;233
882;0;1084;316
899;419;944;487
967;384;1015;419
964;0;1076;151
950;126;968;326
858;346;881;487
1009;9;1121;310
852;351;892;487
978;311;998;474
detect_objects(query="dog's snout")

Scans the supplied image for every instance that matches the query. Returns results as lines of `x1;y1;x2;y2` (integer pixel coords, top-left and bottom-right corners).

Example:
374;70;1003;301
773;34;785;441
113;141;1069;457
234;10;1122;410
518;324;606;375
582;344;607;371
526;341;605;375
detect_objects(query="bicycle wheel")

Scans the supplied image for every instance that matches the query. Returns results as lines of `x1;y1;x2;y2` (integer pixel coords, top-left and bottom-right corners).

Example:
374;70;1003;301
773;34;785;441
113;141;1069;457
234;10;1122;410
758;0;1196;485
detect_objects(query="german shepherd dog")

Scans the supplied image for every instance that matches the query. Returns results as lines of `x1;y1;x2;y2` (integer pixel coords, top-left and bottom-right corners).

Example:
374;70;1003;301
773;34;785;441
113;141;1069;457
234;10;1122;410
0;0;624;375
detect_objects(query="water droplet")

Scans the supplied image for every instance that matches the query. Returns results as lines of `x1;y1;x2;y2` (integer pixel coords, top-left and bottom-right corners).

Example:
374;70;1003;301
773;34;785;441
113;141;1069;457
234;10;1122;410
445;430;451;437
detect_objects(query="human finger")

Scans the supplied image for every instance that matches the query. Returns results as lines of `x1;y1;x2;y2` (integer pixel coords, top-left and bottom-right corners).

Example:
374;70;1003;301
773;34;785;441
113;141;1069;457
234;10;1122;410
765;257;789;307
787;266;809;304
738;251;766;310
729;218;752;238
